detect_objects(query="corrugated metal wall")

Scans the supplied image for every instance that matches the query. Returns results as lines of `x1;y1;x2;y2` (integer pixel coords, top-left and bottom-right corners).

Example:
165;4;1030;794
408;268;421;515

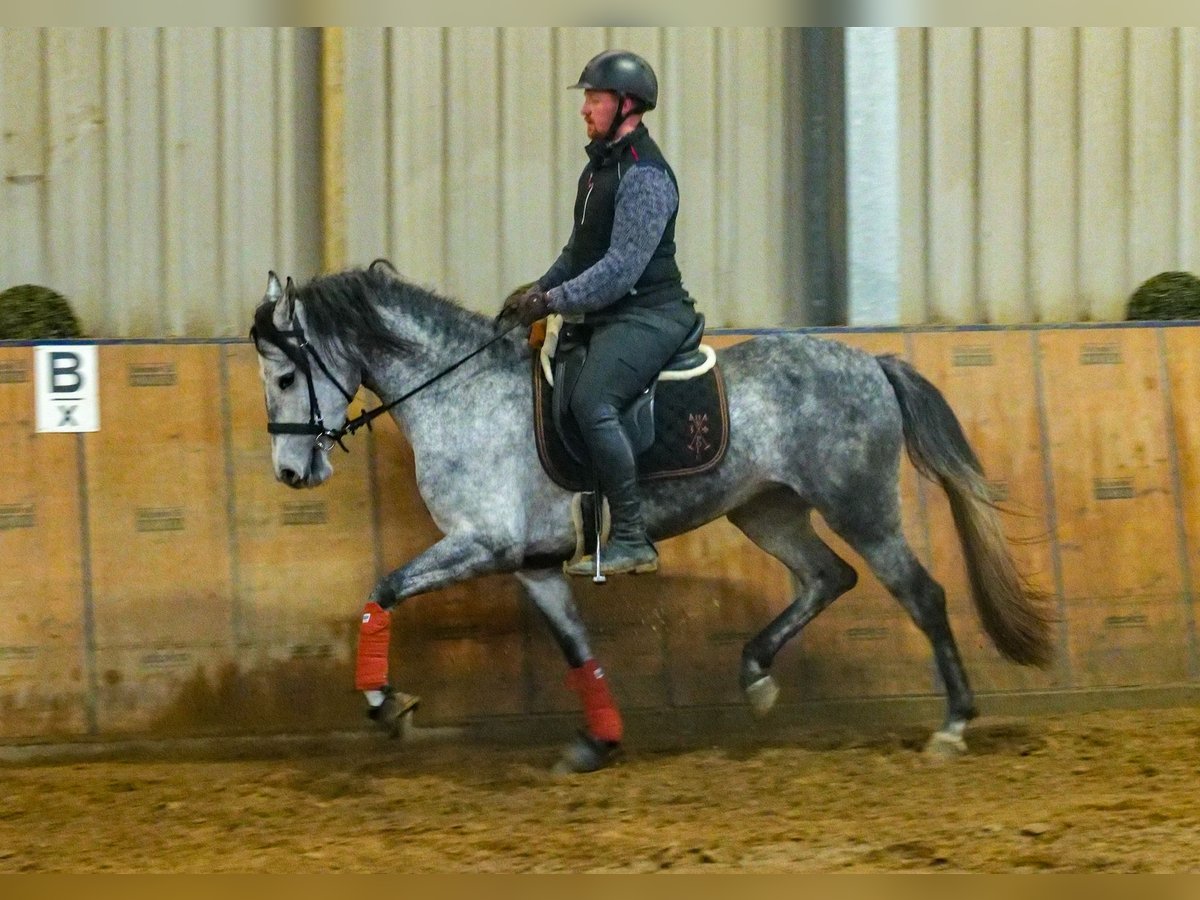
336;27;790;328
0;27;321;337
6;27;1200;333
898;26;1200;324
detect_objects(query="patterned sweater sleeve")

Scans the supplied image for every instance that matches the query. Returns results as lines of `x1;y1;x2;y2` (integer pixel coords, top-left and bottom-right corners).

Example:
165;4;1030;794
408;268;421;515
537;229;575;291
546;165;678;314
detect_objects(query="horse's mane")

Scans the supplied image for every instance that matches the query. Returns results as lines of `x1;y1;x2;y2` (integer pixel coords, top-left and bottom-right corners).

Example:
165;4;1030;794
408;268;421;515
294;262;496;369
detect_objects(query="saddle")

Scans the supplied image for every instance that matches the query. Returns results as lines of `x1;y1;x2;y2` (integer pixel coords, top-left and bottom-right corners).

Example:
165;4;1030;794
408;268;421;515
532;313;729;494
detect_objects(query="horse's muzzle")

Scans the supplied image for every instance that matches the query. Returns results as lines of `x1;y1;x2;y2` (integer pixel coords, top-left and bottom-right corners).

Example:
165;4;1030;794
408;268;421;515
278;467;306;488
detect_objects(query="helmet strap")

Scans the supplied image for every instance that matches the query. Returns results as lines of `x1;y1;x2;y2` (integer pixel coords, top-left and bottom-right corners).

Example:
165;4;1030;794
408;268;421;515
604;92;632;144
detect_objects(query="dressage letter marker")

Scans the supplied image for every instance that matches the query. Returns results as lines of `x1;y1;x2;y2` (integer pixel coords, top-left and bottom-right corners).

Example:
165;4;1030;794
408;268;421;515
35;346;99;432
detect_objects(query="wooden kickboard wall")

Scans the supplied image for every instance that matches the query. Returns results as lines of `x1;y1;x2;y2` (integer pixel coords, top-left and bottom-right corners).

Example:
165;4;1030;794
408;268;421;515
0;323;1197;740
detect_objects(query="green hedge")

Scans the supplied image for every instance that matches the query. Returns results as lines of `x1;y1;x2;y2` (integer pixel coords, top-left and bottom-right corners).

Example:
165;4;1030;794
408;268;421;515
1126;271;1200;321
0;284;83;339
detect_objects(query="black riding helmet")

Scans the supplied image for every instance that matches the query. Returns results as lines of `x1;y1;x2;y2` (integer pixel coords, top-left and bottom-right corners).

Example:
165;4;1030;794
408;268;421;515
569;50;658;142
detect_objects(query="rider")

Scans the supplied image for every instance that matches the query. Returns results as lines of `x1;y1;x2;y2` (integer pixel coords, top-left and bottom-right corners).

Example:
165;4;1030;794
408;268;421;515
506;49;701;577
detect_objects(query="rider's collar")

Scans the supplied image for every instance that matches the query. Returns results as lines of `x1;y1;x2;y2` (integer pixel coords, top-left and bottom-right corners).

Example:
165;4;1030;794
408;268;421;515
585;123;646;166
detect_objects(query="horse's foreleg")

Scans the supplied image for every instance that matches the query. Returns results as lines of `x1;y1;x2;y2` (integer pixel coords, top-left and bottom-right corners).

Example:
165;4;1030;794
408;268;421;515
515;569;592;666
356;532;514;733
515;569;622;773
370;532;515;608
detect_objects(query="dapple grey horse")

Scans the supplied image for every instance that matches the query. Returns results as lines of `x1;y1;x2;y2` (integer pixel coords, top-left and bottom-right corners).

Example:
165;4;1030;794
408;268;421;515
251;264;1054;772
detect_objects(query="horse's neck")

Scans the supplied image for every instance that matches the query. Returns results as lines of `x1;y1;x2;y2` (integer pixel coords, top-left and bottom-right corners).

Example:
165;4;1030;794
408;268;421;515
364;299;521;432
386;292;494;356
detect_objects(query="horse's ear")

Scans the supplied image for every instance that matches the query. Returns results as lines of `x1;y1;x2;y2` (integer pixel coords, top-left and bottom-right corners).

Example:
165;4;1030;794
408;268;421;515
282;277;300;324
369;258;400;278
268;271;295;327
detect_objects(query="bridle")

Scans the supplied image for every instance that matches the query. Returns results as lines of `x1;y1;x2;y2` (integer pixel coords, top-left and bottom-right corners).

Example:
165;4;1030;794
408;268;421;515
251;300;520;454
251;303;360;452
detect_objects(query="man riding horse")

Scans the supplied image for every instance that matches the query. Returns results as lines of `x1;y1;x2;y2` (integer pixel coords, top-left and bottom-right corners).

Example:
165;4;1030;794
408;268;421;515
504;49;702;578
251;49;1054;769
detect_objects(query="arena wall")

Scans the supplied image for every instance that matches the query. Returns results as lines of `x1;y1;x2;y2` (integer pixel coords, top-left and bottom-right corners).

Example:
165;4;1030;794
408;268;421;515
0;324;1197;741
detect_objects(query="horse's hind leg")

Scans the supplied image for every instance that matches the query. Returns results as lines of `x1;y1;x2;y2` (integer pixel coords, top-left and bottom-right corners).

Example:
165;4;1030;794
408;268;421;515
727;488;859;716
514;568;621;774
830;515;977;755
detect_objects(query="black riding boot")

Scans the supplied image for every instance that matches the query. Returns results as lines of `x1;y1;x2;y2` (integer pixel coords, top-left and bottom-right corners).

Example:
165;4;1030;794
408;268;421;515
565;406;659;576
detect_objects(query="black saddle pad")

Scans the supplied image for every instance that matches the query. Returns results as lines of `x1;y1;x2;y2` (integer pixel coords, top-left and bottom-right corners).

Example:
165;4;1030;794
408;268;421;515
532;357;729;493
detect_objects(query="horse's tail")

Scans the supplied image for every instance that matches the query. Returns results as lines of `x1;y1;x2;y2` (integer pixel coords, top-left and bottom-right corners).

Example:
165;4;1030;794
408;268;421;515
875;354;1055;668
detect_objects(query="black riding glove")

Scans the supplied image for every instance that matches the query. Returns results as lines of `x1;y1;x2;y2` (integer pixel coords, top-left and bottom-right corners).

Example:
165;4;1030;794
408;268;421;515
513;288;552;326
498;282;534;322
498;282;547;324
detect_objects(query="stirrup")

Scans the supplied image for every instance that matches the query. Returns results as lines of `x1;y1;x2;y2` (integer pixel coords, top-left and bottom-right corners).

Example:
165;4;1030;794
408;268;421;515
591;486;607;584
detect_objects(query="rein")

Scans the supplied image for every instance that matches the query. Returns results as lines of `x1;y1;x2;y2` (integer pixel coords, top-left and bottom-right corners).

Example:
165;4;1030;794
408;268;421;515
254;306;522;454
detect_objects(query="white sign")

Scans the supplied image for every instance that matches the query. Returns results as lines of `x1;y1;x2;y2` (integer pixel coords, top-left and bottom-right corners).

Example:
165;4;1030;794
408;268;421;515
35;346;100;432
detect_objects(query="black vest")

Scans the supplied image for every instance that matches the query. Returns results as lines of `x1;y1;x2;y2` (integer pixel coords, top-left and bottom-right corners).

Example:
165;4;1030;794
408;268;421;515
568;124;688;314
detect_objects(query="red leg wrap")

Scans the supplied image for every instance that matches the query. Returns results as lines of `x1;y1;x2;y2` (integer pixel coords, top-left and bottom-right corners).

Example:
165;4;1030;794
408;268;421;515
566;659;623;743
355;602;391;691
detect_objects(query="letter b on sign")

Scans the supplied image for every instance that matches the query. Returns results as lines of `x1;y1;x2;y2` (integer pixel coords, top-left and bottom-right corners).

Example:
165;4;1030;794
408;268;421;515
50;352;83;392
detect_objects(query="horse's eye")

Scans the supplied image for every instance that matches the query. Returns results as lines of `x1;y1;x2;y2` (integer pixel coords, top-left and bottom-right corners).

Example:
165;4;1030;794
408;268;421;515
278;372;296;390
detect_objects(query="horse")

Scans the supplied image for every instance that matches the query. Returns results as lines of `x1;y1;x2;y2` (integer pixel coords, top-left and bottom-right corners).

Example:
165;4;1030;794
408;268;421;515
250;263;1054;772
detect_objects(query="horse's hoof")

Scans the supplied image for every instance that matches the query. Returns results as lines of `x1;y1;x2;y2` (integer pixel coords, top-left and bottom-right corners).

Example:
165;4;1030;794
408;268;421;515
924;729;968;760
745;674;780;718
551;731;619;775
367;690;421;739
